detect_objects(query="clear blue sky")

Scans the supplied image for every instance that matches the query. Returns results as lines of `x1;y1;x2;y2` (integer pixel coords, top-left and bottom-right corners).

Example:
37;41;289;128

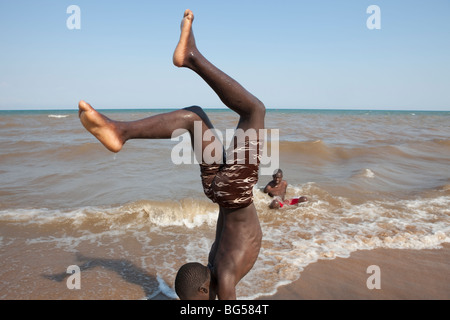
1;0;449;110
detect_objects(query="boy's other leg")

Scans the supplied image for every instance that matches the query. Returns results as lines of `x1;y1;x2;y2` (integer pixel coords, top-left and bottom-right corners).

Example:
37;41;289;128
78;101;222;163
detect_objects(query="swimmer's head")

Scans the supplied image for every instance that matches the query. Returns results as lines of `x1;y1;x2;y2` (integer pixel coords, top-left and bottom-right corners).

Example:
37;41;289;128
273;168;283;184
175;262;212;300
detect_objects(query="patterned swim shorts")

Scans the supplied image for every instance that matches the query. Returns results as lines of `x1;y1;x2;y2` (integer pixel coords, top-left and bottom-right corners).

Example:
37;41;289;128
200;139;260;209
183;105;261;209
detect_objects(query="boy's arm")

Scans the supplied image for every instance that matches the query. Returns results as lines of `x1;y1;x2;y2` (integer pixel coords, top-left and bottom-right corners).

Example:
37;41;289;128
216;273;237;300
283;180;288;192
208;209;224;266
263;182;273;194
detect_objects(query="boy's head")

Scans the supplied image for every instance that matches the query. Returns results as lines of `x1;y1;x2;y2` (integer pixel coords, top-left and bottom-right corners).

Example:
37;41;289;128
273;168;283;183
175;262;211;300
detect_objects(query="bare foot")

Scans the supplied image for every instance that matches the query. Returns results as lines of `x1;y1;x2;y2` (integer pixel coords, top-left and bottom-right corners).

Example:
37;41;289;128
78;100;124;153
173;9;199;68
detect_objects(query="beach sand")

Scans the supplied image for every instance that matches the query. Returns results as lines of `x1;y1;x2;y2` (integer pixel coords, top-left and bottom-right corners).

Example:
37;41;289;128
259;244;450;300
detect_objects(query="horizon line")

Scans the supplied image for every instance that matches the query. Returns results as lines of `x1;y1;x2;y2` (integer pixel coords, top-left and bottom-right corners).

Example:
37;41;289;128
0;107;449;112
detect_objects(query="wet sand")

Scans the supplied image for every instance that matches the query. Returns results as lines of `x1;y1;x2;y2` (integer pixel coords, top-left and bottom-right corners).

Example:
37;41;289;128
259;244;450;300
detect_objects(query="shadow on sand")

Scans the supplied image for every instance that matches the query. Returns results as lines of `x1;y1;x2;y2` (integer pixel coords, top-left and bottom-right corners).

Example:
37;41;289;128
42;252;176;300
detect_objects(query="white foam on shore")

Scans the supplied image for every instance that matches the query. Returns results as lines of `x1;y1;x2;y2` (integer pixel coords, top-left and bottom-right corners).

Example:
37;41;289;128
363;168;375;178
2;184;449;300
239;185;450;299
156;275;178;299
48;114;69;118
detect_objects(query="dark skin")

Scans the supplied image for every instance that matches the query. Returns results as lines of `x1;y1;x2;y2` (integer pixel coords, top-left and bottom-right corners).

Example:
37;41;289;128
264;172;307;209
264;172;288;199
264;172;288;209
78;9;263;300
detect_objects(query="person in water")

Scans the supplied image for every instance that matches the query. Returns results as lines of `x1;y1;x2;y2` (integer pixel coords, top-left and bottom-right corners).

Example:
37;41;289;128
78;9;264;300
264;169;307;209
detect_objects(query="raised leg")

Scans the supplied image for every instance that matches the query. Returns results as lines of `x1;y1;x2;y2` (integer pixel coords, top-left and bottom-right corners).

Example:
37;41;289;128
173;9;265;132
